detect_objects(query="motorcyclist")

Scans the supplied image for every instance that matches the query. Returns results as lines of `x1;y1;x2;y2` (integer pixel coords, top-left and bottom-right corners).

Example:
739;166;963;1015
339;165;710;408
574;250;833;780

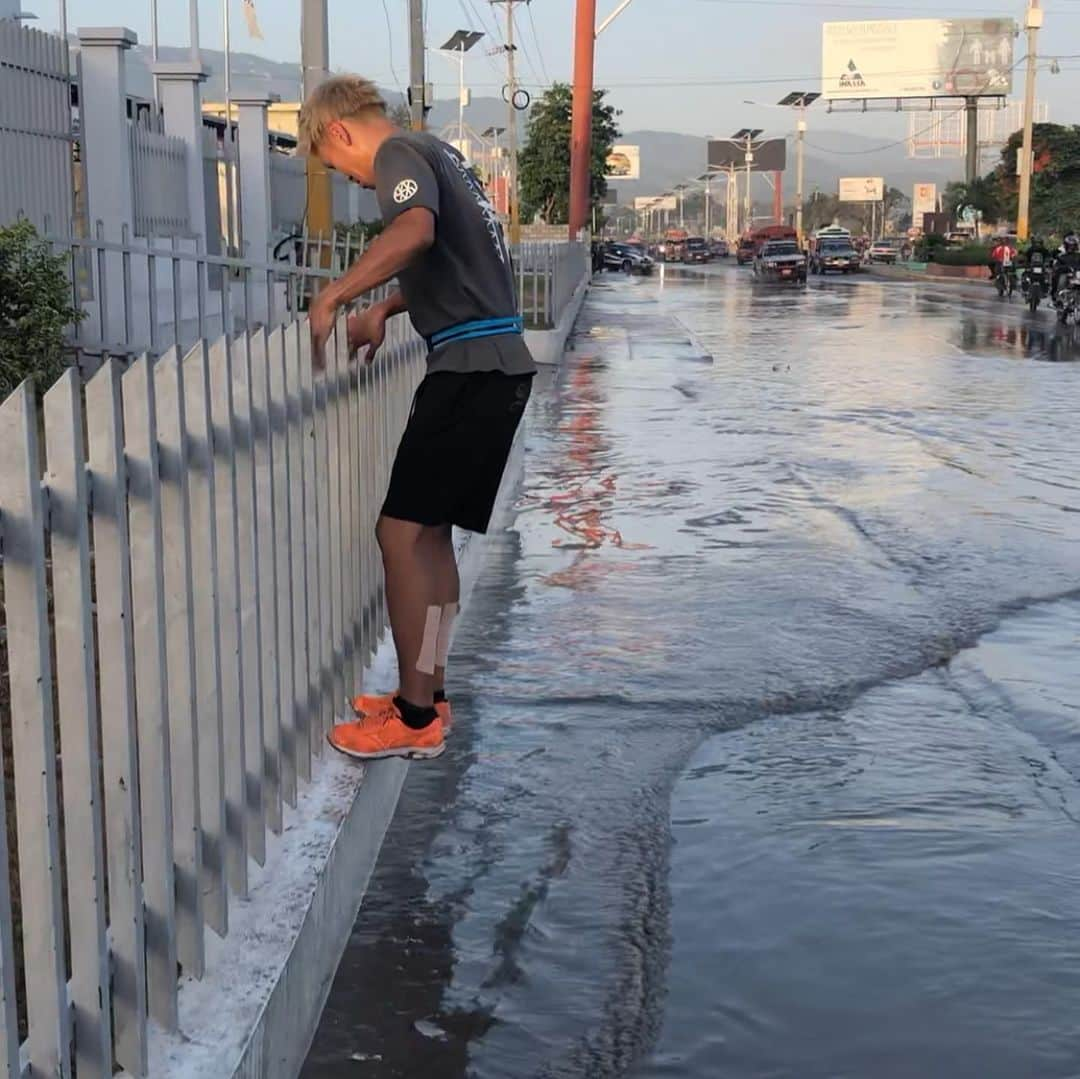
1052;232;1080;299
990;237;1017;290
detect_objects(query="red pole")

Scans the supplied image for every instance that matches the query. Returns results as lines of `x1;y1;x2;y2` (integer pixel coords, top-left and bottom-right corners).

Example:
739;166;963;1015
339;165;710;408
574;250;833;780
773;170;783;225
568;0;597;241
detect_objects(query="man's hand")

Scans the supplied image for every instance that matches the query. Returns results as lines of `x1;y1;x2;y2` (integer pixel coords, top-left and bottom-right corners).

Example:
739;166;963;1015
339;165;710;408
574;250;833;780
309;292;338;371
347;302;388;365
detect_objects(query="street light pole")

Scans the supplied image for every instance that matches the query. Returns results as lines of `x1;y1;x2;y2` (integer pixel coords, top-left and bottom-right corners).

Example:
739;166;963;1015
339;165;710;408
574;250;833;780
796;107;806;241
1017;1;1043;241
744;134;753;229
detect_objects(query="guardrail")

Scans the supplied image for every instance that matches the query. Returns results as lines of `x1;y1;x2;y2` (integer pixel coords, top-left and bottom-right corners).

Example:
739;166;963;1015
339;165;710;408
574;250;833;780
0;303;426;1078
514;241;589;329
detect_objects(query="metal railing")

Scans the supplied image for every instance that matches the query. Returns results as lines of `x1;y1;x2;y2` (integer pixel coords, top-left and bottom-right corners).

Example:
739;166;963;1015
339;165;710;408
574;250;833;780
0;21;74;232
45;225;340;374
0;300;427;1078
514;241;589;329
130;124;191;237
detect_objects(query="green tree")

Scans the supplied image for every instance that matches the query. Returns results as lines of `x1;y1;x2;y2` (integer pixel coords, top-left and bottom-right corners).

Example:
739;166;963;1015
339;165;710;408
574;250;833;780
0;220;83;400
997;123;1080;237
518;83;621;225
943;176;1003;225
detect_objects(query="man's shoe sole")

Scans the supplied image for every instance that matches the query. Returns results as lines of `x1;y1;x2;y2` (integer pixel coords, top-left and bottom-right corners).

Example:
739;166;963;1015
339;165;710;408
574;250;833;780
326;732;447;762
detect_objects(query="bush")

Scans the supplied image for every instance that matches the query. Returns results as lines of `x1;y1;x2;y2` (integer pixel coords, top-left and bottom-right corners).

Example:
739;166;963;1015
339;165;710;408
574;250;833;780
932;243;993;267
0;220;83;400
915;233;948;262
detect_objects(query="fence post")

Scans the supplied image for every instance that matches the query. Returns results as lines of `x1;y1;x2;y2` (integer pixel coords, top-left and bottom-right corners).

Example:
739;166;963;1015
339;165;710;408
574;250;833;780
154;60;209;246
235;93;278;325
77;27;137;346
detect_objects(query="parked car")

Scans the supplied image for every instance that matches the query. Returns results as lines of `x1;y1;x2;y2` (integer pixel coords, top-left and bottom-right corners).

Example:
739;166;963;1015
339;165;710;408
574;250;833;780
868;238;904;264
603;242;655;275
683;237;711;264
811;241;861;275
710;239;730;258
753;239;808;283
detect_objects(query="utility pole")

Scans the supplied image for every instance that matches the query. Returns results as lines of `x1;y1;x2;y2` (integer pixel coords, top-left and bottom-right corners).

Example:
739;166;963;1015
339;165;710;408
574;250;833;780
569;0;597;240
964;97;979;184
1017;0;1043;241
492;1;525;243
408;0;426;130
301;0;332;244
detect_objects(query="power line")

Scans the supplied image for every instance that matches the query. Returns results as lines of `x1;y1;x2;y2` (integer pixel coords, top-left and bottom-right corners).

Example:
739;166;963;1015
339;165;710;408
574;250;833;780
511;7;546;88
381;0;405;95
525;2;552;85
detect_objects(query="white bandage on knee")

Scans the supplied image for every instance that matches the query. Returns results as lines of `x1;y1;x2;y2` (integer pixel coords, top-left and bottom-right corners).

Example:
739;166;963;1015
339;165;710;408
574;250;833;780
435;602;459;669
416;605;442;675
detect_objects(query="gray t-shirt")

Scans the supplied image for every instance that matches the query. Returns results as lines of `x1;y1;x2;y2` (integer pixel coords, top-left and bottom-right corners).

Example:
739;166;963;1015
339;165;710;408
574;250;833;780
373;132;536;376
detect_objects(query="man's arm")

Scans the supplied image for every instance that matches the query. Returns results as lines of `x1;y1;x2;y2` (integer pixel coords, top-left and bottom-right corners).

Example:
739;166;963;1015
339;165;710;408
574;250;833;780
309;208;433;365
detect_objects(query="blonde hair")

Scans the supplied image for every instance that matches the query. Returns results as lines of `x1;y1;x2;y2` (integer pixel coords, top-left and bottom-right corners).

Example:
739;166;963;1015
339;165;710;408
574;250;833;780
298;75;387;154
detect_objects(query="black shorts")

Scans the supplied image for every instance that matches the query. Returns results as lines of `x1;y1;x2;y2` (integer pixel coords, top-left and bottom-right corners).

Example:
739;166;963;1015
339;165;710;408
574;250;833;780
381;370;533;534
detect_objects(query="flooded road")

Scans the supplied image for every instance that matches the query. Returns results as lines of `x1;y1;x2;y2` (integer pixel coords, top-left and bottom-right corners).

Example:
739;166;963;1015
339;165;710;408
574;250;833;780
304;265;1080;1078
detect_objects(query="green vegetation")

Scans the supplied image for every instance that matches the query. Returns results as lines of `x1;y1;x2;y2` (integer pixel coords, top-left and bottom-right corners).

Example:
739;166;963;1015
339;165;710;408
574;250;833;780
931;244;993;267
955;123;1080;236
518;83;621;226
0;220;83;400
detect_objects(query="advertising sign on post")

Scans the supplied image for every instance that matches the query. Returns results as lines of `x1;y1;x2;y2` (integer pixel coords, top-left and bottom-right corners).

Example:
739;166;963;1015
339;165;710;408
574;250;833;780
605;145;641;180
912;182;937;226
708;139;787;172
839;177;885;202
822;19;1016;101
635;195;677;212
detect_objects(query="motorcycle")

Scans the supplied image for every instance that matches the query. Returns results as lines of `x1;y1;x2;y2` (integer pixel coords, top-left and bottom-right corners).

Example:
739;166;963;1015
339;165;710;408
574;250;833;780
995;263;1017;298
1021;259;1048;314
1054;268;1080;325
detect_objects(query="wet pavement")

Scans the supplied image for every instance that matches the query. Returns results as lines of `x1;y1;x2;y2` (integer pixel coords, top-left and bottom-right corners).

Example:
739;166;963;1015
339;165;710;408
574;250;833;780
303;265;1080;1078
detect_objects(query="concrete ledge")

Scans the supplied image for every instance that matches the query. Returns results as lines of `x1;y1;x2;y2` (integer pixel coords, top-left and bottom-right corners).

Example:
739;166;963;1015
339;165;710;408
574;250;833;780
132;433;528;1079
525;271;590;366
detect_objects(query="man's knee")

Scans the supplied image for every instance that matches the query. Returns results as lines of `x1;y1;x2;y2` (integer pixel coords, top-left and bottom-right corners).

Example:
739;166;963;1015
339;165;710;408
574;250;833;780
376;514;425;557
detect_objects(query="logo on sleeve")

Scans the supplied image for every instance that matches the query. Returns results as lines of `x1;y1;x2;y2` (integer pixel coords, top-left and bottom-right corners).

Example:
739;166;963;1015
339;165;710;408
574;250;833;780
393;179;419;204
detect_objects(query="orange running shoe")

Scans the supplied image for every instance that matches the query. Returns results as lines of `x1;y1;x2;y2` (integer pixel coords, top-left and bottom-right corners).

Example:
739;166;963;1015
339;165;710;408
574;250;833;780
329;699;445;761
351;690;453;734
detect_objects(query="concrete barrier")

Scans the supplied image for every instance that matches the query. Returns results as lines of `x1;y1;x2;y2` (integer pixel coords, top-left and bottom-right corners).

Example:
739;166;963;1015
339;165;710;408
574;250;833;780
525;269;590;367
133;432;529;1079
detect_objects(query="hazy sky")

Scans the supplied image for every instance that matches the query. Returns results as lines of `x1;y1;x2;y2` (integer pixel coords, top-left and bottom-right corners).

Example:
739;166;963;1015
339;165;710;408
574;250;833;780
35;0;1080;140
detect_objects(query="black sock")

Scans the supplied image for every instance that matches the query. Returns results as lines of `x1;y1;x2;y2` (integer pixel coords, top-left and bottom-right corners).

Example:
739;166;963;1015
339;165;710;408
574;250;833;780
433;688;447;704
394;695;438;730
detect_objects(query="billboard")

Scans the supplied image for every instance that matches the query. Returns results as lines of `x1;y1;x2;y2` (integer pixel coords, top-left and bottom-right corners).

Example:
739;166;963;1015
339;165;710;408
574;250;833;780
912;182;937;222
822;19;1016;101
708;138;787;173
605;145;640;180
635;195;677;212
839;177;885;202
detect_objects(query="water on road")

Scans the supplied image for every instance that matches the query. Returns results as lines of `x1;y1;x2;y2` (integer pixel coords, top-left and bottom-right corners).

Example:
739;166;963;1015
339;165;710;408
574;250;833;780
304;266;1080;1078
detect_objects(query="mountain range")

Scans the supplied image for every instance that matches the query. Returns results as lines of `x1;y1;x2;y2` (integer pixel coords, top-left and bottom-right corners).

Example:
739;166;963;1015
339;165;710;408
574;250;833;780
112;43;970;204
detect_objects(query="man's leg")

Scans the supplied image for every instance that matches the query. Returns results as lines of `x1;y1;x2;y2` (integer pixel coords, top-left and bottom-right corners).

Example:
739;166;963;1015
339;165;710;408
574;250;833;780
376;514;440;708
421;523;460;695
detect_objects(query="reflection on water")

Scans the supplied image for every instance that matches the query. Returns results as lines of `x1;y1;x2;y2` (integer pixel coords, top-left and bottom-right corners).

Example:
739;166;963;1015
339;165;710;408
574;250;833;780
306;267;1080;1078
959;316;1080;362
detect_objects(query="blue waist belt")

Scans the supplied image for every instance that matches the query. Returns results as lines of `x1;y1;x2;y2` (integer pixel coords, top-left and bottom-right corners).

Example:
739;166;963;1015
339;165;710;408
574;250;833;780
429;316;524;350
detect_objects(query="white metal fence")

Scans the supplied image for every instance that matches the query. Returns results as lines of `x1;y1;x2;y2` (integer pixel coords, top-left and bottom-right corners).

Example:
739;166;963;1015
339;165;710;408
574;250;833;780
48;226;336;371
0;21;74;232
269;151;307;235
514;241;589;328
130;124;191;237
0;301;426;1078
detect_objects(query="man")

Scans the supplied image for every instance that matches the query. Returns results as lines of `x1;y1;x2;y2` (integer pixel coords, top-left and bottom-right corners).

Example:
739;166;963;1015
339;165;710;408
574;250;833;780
299;76;535;761
1053;232;1080;300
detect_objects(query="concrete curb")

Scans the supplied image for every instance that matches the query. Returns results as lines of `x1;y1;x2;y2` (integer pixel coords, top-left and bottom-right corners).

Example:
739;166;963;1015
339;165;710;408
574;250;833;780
864;264;996;288
525;271;590;366
132;433;529;1079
